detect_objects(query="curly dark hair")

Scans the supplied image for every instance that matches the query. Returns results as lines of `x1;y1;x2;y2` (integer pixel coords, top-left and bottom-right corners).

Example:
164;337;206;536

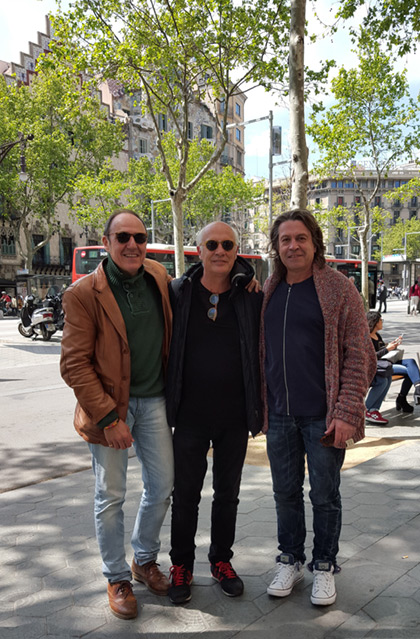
268;209;326;280
366;310;382;333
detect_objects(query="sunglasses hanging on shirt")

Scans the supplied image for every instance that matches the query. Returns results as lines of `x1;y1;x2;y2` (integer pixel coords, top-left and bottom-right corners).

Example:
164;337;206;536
207;293;219;321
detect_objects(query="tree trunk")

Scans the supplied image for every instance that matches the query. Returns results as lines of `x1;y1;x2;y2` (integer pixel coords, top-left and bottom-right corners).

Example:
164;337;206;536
172;193;186;278
289;0;308;210
358;214;370;309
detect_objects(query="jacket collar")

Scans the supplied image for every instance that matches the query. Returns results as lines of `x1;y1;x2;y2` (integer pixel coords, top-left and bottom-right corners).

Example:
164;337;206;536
180;255;255;294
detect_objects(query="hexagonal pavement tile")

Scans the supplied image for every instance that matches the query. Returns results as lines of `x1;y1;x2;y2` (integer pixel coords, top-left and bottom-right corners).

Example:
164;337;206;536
0;615;46;639
47;605;107;636
43;567;96;592
14;589;73;618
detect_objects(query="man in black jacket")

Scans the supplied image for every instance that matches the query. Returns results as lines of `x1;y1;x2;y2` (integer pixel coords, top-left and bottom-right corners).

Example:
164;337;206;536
166;221;262;604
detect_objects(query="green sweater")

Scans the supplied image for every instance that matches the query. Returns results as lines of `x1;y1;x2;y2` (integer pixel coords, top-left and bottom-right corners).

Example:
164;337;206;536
98;256;165;428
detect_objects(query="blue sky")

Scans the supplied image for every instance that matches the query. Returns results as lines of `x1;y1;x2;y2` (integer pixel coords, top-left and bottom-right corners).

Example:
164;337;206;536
1;0;419;181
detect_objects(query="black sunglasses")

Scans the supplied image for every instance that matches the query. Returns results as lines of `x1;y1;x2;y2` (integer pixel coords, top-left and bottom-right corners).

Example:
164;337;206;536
207;293;219;321
110;232;147;245
204;240;235;251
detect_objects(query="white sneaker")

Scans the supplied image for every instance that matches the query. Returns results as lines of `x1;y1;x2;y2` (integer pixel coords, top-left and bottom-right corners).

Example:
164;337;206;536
310;560;336;606
267;553;304;597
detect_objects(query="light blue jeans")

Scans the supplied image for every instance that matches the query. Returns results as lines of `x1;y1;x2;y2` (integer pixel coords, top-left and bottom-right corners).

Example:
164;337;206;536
88;396;174;583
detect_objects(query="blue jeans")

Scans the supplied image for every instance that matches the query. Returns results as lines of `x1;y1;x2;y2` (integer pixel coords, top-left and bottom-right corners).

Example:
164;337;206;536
88;396;174;583
393;358;420;396
267;413;345;567
366;375;392;411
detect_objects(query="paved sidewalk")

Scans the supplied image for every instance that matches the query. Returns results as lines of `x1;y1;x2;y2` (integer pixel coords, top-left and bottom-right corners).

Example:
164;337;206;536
1;439;420;638
1;299;420;637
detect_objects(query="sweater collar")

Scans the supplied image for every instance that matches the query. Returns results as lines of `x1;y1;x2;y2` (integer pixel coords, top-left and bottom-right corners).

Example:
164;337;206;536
104;255;145;287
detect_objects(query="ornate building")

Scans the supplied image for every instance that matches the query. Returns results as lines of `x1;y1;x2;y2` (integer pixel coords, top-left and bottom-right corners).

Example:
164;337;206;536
0;16;246;298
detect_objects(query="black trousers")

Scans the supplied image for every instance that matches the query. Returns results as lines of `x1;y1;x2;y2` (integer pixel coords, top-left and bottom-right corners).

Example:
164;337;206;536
170;422;249;570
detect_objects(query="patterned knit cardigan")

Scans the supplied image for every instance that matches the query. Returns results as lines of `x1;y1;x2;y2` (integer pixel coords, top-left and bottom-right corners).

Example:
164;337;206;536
259;263;377;443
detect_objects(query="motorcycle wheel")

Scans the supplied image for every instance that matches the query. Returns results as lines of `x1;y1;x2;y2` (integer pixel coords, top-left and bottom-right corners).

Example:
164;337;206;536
18;322;34;338
41;324;53;341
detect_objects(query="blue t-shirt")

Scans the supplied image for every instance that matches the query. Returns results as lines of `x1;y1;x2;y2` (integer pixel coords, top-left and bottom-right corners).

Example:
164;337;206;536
264;276;327;417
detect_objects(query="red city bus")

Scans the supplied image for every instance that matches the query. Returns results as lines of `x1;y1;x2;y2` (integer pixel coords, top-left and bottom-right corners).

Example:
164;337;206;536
72;246;377;290
72;244;269;283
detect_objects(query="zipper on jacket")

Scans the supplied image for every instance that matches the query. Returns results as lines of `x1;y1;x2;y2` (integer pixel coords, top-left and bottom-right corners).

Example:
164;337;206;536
283;285;292;415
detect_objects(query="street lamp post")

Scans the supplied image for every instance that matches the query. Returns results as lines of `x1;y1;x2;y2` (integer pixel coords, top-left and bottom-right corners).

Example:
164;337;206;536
150;198;171;243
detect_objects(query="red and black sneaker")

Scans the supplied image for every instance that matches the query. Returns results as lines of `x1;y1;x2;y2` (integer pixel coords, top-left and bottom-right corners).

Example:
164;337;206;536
210;561;244;597
168;564;193;604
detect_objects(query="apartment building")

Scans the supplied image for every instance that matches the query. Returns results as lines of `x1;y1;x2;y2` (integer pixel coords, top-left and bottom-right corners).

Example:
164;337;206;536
307;163;420;286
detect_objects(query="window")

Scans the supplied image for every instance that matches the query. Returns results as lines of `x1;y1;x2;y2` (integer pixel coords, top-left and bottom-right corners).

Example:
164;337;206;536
374;196;381;207
139;138;148;154
158;114;167;131
395;180;400;187
236;149;242;167
410;209;417;219
337;196;344;206
352;244;360;255
236;127;241;142
335;246;343;256
393;199;401;207
1;234;16;256
187;121;193;140
411;196;418;207
393;210;400;224
331;180;337;188
344;181;354;188
60;237;73;267
235;102;241;116
315;197;321;205
219;99;225;114
354;196;361;205
201;124;213;140
338;180;343;188
32;234;46;267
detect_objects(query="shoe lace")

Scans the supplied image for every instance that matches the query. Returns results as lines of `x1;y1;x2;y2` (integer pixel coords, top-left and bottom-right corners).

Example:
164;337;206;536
170;564;190;586
116;581;132;596
313;569;333;593
215;561;237;579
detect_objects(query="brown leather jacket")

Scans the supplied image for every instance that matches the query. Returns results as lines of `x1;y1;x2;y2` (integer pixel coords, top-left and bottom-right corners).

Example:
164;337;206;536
60;259;172;446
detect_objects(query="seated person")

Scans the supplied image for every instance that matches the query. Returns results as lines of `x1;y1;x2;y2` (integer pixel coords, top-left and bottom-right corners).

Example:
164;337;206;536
366;311;420;423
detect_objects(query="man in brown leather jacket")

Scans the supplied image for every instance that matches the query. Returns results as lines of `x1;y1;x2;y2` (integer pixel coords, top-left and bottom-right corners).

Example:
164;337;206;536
60;209;173;620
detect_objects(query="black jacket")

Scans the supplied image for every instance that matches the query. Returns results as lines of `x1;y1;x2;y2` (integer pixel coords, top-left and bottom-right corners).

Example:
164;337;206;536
166;256;263;436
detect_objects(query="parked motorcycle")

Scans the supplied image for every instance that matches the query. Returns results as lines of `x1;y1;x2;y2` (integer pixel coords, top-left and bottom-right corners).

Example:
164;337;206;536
18;295;56;341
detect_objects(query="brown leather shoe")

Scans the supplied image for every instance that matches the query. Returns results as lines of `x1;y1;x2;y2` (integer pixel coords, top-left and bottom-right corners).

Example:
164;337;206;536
107;581;137;619
131;559;170;595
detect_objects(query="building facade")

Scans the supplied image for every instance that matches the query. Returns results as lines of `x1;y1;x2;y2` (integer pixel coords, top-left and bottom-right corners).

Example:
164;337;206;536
0;17;247;298
307;163;420;287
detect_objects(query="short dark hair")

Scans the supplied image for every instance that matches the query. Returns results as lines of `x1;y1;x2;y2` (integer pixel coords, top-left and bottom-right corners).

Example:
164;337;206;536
269;209;326;279
103;209;146;237
366;310;382;333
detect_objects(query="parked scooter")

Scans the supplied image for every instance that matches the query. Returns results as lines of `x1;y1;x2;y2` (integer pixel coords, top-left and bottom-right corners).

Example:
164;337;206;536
42;291;65;332
18;295;56;341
